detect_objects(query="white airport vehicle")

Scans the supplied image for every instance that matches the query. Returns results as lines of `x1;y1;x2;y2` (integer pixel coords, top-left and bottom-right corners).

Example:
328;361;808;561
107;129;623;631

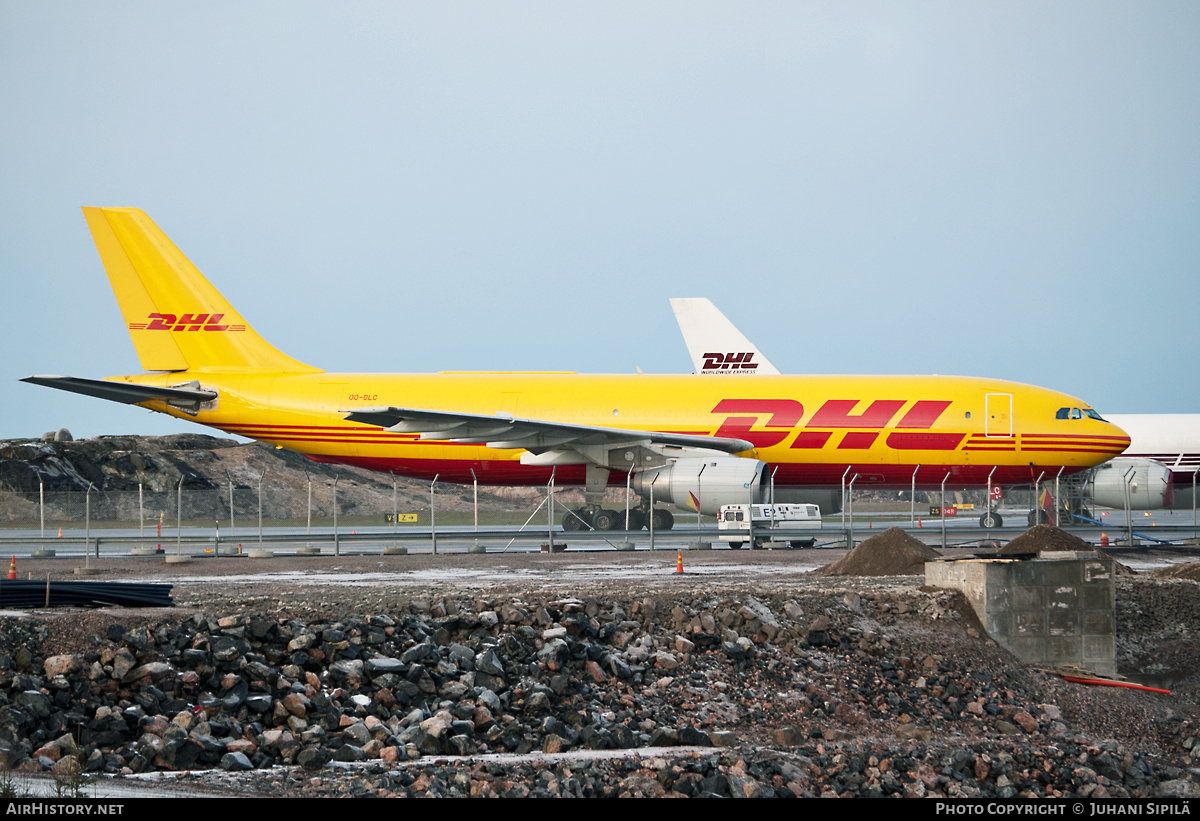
718;503;822;549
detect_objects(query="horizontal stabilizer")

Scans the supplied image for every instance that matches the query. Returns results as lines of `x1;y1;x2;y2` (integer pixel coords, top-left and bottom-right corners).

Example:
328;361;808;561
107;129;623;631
344;406;755;454
22;374;217;407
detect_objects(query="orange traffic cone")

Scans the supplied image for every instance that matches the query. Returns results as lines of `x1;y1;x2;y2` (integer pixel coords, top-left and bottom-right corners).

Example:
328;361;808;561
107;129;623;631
7;557;15;580
675;551;684;574
869;521;873;529
57;527;62;538
917;517;922;528
1100;533;1109;546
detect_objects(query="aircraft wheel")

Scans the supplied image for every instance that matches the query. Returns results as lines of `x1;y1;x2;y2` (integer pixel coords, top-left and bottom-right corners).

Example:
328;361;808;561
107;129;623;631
562;510;588;532
625;509;646;531
979;511;1002;528
728;541;743;549
591;509;620;532
651;508;674;531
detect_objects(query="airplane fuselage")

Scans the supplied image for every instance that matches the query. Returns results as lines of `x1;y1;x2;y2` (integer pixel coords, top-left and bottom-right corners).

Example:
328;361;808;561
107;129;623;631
116;369;1129;489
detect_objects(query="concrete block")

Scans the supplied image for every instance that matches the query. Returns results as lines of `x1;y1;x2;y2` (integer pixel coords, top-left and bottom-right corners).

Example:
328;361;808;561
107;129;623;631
1011;561;1044;586
1045;636;1083;664
1047;607;1080;636
926;552;1115;676
1013;610;1045;637
1012;585;1045;611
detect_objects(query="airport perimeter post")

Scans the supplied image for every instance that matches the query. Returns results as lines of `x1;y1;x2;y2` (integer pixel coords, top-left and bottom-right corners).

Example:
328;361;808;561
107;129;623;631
400;468;410;552
1193;468;1198;536
696;463;705;531
770;466;778;535
625;471;632;531
910;465;920;526
332;474;340;557
985;466;996;531
176;476;183;554
469;469;478;536
258;469;267;548
847;473;858;550
547;468;555;550
747;479;756;549
430;474;439;555
39;482;43;539
840;466;851;534
303;467;311;549
1054;466;1064;527
227;474;235;542
649;474;659;551
940;472;950;551
1033;471;1045;524
138;480;144;538
85;482;93;563
1123;466;1135;546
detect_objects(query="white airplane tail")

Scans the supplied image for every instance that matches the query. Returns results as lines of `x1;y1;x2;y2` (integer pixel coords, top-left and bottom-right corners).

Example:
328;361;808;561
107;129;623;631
669;297;780;375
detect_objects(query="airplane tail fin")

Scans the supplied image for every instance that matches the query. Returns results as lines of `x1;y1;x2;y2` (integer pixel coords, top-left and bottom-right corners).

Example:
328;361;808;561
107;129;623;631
670;297;780;375
82;207;320;374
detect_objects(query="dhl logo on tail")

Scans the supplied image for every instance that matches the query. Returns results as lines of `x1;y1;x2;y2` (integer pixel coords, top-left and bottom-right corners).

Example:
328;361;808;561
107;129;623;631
701;352;759;371
130;313;246;332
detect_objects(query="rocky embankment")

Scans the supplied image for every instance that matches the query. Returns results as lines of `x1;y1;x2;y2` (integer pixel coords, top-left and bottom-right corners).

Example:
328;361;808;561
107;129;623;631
2;575;1198;798
0;434;585;523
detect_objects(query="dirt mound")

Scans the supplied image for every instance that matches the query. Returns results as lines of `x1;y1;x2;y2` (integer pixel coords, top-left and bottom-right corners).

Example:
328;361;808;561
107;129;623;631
1150;561;1200;581
999;524;1094;555
813;526;941;576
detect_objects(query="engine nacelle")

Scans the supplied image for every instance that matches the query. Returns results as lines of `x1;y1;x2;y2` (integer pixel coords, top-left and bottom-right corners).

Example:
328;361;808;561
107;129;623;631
631;456;767;515
1088;458;1174;510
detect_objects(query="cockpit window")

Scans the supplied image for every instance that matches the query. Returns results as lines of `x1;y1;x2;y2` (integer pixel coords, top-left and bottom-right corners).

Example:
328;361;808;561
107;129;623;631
1057;406;1102;421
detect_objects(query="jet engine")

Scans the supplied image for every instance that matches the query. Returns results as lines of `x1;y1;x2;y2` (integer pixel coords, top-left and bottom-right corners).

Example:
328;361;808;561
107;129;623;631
631;456;767;516
1088;458;1174;510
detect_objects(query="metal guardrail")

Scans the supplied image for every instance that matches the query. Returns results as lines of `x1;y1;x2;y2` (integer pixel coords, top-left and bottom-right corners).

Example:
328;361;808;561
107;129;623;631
1;522;1197;556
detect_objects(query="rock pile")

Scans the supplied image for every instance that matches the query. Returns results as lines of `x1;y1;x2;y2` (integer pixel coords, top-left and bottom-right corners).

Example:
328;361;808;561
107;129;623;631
0;579;1195;798
998;524;1094;555
1151;560;1200;581
812;527;941;577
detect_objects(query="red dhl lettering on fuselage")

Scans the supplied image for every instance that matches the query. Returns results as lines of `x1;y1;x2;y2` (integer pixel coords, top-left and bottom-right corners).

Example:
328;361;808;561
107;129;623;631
127;313;246;332
711;398;964;451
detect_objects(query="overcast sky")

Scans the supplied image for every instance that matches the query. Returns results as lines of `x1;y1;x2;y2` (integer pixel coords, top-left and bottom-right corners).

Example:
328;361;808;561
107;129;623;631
2;2;1197;440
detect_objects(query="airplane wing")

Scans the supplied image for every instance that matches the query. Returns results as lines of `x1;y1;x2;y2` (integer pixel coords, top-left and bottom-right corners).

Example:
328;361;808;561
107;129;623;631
670;297;780;375
21;375;217;408
343;406;754;454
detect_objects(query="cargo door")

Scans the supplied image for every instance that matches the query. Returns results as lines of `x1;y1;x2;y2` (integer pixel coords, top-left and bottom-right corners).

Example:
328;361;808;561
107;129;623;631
985;393;1012;438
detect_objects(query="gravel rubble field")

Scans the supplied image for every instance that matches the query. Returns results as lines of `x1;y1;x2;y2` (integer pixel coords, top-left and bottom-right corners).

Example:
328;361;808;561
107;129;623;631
0;543;1197;798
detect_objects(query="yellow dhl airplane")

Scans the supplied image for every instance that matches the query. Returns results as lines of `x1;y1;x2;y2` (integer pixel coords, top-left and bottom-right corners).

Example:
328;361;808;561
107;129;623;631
23;208;1130;530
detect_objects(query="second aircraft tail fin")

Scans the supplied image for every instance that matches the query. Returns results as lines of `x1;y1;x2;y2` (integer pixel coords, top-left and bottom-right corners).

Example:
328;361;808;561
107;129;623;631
669;297;780;375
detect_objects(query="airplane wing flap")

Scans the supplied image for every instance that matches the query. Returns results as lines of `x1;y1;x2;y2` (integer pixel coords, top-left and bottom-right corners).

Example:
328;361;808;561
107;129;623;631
343;406;754;454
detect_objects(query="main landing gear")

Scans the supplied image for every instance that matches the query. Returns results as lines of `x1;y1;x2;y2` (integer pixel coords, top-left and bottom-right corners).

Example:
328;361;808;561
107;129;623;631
561;506;673;532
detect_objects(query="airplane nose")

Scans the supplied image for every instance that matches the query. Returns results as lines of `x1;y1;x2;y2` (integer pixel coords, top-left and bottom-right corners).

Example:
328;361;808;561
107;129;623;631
1107;419;1131;455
